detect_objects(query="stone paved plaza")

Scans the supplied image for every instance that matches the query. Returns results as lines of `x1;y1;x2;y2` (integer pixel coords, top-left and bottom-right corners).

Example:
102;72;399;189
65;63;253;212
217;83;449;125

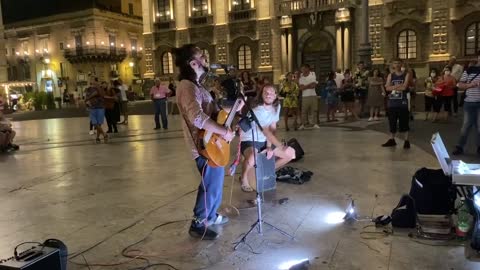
1;114;480;270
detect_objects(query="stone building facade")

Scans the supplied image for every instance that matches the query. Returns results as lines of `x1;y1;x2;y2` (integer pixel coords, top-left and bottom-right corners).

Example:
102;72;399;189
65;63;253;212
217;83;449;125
1;0;144;99
143;0;480;84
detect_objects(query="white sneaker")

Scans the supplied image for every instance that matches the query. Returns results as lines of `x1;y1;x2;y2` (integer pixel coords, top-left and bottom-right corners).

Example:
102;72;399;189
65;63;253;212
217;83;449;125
313;124;320;129
368;117;373;122
89;130;95;135
374;116;379;121
298;125;305;130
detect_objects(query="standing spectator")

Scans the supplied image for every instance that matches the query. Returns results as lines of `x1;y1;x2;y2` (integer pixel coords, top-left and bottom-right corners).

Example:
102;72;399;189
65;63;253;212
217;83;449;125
424;68;439;121
447;56;464;116
408;68;417;120
452;53;480;155
383;67;391;116
382;59;411;149
341;69;358;120
334;69;344;89
366;68;385;121
168;77;176;97
62;89;70;106
298;64;319;129
354;61;370;117
117;79;129;125
85;76;107;143
325;71;339;122
241;71;256;98
104;81;119;133
280;72;299;131
150;78;170;130
434;67;457;122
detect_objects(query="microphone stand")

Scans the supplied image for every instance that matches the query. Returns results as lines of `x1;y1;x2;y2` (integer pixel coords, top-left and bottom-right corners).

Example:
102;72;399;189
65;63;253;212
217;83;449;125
233;91;294;251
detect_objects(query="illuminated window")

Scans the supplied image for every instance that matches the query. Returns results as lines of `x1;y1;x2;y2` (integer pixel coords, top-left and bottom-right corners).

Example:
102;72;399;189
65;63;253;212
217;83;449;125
162;52;174;74
192;0;208;16
233;0;251;11
157;0;170;21
238;45;251;70
397;30;416;59
466;22;480;56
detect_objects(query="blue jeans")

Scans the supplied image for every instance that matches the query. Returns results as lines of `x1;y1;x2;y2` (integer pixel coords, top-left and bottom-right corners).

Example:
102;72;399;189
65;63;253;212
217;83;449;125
456;101;480;149
154;99;168;129
192;156;225;227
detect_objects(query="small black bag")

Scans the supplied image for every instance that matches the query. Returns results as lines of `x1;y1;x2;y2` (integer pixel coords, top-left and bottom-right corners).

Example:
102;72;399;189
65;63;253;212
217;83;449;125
409;168;455;215
391;194;417;228
287;138;304;161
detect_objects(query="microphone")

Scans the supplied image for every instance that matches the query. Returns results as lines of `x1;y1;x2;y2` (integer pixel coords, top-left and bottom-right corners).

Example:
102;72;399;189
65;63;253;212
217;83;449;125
210;63;235;70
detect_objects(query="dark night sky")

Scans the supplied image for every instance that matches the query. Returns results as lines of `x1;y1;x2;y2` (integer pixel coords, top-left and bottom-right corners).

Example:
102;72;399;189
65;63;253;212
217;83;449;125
2;0;122;24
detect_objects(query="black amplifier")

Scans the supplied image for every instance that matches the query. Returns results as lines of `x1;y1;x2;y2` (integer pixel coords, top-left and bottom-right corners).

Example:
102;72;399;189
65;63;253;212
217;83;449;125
0;245;62;270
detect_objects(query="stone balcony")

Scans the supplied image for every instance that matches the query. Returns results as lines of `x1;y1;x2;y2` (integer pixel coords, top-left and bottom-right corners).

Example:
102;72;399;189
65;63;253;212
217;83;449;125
64;46;127;64
277;0;350;16
188;15;214;27
154;20;176;31
229;9;256;22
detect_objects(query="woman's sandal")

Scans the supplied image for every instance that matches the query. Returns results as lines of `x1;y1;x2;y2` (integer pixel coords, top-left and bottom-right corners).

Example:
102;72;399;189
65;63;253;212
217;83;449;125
241;184;254;192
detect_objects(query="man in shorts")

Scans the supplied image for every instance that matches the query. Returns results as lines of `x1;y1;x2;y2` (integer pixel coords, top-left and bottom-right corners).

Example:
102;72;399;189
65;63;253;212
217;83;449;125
85;76;107;143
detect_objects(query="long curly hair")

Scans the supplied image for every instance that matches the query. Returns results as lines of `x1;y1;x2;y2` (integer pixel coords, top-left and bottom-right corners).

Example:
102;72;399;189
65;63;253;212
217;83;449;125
256;84;280;110
173;44;199;84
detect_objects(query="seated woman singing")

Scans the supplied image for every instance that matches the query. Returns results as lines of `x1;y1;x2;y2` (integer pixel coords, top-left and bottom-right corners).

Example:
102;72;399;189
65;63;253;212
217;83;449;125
239;84;296;192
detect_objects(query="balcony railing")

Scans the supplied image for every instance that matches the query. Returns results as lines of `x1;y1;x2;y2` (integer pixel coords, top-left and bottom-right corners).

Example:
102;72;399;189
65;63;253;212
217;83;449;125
130;51;143;59
278;0;348;16
188;15;214;27
64;46;127;63
155;20;176;31
229;9;256;22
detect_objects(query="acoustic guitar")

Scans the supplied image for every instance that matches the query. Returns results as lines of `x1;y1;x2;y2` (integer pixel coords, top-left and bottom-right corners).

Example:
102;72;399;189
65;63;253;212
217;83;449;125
199;98;243;167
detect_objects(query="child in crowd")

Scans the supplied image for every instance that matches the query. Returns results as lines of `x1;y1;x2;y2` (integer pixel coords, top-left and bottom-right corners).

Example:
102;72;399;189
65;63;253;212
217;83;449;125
325;71;339;122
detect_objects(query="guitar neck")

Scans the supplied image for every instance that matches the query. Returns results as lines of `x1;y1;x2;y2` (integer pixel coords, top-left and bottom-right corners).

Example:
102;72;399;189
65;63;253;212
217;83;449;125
223;99;242;128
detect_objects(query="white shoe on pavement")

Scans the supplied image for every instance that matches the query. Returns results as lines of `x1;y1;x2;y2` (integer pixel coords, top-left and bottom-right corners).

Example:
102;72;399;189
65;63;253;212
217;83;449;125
298;125;305;130
89;130;95;135
313;124;320;129
368;117;373;122
374;116;379;121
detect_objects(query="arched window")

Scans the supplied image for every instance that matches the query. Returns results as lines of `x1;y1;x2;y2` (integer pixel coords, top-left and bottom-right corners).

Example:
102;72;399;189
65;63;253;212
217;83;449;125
201;48;210;64
397;30;417;60
162;52;174;74
237;45;251;70
466;22;480;56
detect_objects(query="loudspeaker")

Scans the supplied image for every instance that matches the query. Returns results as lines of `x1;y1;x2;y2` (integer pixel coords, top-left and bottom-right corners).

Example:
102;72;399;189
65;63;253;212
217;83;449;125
248;153;276;192
0;245;62;270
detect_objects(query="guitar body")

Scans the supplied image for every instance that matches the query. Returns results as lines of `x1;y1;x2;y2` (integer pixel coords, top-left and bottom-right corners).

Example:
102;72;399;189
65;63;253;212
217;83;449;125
199;110;231;167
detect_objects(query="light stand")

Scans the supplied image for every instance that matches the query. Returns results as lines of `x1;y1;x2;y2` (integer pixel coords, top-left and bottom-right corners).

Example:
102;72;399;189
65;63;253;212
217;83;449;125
233;93;294;251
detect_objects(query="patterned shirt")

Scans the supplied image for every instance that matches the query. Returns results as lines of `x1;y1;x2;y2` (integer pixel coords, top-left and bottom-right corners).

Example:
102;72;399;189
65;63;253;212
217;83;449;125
85;86;105;109
460;66;480;103
176;80;220;159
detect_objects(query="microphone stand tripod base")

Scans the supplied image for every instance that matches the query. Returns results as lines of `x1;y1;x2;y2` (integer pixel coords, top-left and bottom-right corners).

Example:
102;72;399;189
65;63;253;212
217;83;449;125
233;192;295;251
